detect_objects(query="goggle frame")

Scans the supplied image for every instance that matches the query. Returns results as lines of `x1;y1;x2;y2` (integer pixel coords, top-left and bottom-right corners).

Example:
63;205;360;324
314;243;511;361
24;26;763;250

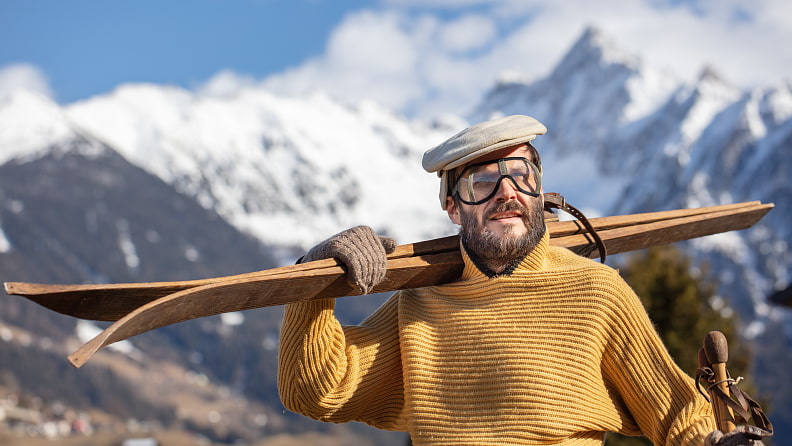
451;156;542;206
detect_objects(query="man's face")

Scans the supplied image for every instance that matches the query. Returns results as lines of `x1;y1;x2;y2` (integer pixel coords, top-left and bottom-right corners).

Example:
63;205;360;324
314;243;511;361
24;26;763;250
445;144;546;267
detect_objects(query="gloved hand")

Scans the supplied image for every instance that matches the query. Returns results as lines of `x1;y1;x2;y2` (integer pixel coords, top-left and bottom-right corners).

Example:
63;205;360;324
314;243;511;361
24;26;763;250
301;225;397;295
704;426;766;446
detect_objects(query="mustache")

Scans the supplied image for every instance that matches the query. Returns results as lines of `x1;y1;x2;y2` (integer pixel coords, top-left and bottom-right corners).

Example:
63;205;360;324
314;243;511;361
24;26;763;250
486;200;530;219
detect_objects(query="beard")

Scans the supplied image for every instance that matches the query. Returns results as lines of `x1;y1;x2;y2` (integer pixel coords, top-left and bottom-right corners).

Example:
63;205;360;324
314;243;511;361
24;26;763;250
459;199;546;276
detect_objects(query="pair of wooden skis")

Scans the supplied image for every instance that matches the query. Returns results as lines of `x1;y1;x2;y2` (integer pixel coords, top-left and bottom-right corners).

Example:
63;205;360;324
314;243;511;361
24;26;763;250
3;201;773;368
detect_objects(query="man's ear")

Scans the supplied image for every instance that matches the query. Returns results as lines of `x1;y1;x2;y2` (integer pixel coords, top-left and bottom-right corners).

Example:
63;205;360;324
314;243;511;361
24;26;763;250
446;196;461;225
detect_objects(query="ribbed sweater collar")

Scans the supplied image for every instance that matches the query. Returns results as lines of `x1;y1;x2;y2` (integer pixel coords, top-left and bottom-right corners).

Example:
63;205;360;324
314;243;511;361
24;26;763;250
459;230;550;281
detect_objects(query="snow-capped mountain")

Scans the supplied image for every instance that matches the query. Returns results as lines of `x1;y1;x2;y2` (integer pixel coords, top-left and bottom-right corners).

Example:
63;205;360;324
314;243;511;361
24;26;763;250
474;28;791;317
63;86;462;254
3;84;464;257
1;25;790;441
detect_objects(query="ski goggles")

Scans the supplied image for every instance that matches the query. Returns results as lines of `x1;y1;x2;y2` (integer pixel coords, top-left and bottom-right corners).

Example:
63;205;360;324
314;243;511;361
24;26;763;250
451;157;542;205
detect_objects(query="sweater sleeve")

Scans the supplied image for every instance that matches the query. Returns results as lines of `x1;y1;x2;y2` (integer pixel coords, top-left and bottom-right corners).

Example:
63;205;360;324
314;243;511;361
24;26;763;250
600;270;716;446
277;294;407;430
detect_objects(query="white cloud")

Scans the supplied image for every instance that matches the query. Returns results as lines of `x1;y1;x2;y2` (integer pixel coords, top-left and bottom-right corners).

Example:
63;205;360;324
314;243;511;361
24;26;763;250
254;0;791;119
325;10;418;74
439;14;498;53
260;10;508;117
198;69;258;98
0;63;54;101
261;11;430;114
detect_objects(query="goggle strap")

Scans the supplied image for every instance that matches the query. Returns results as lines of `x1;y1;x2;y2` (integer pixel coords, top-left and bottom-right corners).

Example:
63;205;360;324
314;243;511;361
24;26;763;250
498;159;508;175
467;172;475;202
544;192;608;263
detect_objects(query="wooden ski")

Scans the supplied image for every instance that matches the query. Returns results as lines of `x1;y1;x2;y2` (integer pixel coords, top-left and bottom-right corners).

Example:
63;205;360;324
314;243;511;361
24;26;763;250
2;201;774;367
5;201;769;321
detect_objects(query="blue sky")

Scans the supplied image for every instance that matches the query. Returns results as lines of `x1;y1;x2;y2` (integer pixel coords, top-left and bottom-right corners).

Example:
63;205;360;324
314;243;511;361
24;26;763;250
2;0;790;118
1;0;374;102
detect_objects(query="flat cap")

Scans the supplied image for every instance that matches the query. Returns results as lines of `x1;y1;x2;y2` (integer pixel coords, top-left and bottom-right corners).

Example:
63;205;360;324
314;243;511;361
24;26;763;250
422;115;547;209
422;115;546;173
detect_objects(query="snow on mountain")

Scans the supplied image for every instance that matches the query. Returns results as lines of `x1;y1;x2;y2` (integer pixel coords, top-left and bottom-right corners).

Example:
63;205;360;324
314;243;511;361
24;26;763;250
652;78;792;314
609;69;744;215
63;86;460;256
0;91;76;164
471;27;792;328
0;90;111;168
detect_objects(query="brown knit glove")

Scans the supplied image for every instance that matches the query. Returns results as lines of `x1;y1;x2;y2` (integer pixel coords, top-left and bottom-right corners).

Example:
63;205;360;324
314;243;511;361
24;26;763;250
301;226;397;295
704;427;765;446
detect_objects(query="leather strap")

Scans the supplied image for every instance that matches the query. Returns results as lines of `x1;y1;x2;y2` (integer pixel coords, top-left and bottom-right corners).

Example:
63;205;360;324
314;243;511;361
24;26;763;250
695;366;774;438
543;192;607;263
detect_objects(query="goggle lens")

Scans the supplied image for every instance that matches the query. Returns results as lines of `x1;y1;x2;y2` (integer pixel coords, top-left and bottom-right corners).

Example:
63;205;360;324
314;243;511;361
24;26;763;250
453;157;541;205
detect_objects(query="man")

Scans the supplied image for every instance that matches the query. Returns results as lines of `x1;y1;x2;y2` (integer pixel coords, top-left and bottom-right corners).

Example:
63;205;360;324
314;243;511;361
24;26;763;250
278;115;762;445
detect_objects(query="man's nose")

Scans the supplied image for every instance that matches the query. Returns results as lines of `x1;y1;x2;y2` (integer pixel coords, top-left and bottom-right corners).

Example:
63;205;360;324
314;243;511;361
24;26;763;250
493;178;518;202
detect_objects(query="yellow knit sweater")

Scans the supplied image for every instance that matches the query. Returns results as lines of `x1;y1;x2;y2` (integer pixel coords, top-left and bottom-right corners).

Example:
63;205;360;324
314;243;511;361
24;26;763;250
278;232;715;445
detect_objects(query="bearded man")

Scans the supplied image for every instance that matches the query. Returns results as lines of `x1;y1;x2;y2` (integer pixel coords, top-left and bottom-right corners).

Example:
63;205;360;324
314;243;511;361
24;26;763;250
277;115;762;446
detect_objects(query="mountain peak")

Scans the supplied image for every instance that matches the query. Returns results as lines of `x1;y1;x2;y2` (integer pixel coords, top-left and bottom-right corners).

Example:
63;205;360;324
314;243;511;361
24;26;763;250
579;25;607;47
0;90;75;164
697;65;731;86
551;26;639;78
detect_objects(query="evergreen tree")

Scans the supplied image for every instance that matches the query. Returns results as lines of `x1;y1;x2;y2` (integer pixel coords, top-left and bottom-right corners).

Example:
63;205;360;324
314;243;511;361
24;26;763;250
605;245;750;446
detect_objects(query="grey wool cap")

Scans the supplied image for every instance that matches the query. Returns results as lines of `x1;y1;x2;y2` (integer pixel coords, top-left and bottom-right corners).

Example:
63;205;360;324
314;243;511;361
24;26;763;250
422;115;547;209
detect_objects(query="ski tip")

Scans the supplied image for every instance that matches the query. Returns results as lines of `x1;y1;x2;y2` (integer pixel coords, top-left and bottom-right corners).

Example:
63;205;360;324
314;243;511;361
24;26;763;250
68;350;90;368
3;282;26;295
3;282;34;297
68;333;107;368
